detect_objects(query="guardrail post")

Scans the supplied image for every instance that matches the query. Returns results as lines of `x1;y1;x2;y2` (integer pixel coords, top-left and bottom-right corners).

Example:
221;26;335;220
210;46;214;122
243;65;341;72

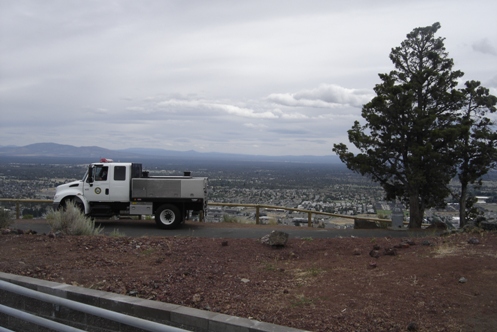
255;206;260;225
16;201;20;219
307;211;312;227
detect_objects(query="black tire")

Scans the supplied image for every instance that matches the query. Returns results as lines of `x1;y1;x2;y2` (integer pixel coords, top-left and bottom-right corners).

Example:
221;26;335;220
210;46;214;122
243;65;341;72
155;204;182;229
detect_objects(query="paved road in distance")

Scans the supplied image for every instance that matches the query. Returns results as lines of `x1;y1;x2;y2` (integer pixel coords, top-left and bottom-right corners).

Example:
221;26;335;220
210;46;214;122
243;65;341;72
11;219;433;239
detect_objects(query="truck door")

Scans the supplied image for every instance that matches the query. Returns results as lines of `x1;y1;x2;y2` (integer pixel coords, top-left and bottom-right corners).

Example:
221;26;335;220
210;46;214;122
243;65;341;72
83;165;111;202
108;165;131;202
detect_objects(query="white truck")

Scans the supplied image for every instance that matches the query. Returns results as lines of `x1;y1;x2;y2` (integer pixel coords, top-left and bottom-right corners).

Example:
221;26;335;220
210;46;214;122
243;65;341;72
52;158;208;229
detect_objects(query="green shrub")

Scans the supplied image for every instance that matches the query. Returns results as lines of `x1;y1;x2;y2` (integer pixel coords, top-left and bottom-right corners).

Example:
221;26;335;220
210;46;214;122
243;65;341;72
0;209;13;229
22;214;34;219
47;201;102;236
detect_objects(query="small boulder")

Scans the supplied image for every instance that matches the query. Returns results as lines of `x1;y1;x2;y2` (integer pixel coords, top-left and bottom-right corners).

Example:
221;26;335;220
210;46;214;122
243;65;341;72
467;238;480;245
369;249;380;258
407;322;419;331
260;230;289;247
383;247;397;256
192;293;202;303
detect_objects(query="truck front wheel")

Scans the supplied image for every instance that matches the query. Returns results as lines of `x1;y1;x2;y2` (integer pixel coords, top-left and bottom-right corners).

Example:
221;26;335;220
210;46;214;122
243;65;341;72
155;204;182;229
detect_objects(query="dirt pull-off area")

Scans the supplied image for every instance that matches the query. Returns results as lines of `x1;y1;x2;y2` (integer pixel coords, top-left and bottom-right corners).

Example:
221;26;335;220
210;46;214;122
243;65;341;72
1;229;496;331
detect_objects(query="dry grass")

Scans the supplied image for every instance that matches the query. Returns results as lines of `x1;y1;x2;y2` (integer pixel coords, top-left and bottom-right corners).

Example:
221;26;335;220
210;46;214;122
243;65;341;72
46;201;102;236
432;242;463;258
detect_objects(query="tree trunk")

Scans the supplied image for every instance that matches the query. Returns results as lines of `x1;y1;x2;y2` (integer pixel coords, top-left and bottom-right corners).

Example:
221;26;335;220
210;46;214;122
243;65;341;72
459;181;468;228
408;191;423;228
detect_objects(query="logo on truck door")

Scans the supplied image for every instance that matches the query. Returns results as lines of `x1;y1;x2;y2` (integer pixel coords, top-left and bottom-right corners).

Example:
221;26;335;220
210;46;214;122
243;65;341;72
94;187;102;194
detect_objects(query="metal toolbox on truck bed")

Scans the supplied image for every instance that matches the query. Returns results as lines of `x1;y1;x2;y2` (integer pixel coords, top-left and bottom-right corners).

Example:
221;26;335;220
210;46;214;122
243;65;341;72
129;202;153;214
131;178;206;199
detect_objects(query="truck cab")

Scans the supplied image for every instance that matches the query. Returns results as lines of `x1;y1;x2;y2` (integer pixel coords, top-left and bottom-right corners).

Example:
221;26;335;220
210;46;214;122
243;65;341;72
83;162;133;202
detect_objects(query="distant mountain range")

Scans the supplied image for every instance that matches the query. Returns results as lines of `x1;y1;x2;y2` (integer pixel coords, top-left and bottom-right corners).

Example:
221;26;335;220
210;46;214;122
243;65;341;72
0;143;341;164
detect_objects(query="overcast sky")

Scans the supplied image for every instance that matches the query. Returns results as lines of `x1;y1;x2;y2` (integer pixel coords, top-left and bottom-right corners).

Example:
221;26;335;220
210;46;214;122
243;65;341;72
1;0;496;156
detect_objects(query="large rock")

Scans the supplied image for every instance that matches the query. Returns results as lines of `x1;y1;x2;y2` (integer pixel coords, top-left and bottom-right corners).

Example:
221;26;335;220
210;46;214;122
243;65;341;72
260;230;289;247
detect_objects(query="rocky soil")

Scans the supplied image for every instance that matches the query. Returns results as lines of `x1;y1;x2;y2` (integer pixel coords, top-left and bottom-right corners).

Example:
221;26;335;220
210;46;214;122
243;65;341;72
1;226;497;331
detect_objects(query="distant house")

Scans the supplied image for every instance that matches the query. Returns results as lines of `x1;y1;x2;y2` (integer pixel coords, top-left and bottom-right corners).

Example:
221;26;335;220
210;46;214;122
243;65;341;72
476;196;490;204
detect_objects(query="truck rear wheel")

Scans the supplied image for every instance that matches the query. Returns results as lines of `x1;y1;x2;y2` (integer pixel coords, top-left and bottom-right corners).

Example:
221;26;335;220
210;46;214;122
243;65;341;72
155;204;182;229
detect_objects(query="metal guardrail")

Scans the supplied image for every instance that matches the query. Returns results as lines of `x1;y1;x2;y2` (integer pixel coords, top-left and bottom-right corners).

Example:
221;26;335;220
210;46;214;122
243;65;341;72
0;279;189;332
208;202;389;227
0;198;52;220
0;198;390;227
0;303;86;332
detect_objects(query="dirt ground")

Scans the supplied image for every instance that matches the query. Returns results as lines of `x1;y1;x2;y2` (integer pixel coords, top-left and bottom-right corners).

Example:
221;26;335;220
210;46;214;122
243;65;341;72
1;224;496;332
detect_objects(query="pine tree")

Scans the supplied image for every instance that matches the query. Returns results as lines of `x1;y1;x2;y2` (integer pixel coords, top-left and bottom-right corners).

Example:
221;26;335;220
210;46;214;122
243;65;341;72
333;23;463;228
454;80;497;227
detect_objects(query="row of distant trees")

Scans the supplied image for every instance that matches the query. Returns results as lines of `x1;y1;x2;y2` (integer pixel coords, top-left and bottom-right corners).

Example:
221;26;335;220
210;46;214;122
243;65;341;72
334;23;497;228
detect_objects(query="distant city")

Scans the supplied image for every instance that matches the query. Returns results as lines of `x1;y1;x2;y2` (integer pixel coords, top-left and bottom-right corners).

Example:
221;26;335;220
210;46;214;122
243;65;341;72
1;152;497;228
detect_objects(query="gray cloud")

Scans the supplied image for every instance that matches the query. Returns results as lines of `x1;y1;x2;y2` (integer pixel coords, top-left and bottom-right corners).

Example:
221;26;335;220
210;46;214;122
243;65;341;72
157;99;278;119
267;84;373;108
486;75;497;89
472;39;497;56
1;0;496;156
